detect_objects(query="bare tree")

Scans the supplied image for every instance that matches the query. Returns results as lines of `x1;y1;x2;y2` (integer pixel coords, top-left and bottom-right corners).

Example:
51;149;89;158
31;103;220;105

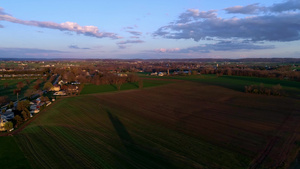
0;96;8;105
139;79;143;89
43;82;53;91
16;81;24;89
127;74;139;83
115;77;126;91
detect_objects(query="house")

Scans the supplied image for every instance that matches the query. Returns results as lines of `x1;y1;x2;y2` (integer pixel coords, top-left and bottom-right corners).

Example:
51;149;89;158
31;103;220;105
46;101;51;107
50;84;60;92
67;85;78;91
53;91;67;96
158;72;166;76
36;98;41;105
0;117;8;131
58;80;67;86
150;72;157;76
30;104;37;110
1;109;14;120
71;81;81;85
30;109;40;114
117;73;128;77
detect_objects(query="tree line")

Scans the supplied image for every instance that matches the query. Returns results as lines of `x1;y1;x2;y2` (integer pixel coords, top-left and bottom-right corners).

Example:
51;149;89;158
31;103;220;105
244;83;283;96
200;68;300;81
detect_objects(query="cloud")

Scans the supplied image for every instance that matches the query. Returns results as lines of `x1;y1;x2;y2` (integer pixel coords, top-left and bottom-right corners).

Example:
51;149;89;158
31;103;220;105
155;48;181;53
123;25;138;30
68;45;90;50
154;41;274;54
116;40;144;49
155;11;300;42
270;0;300;12
124;26;134;29
177;9;217;23
0;7;121;39
118;45;127;49
116;40;144;45
130;36;140;39
0;7;9;16
224;0;300;14
0;47;65;58
224;4;266;14
127;31;142;36
0;24;3;28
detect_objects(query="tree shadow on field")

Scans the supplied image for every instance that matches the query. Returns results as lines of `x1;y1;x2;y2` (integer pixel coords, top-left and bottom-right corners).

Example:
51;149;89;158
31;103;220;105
107;111;135;146
129;82;139;88
106;110;177;168
110;84;117;90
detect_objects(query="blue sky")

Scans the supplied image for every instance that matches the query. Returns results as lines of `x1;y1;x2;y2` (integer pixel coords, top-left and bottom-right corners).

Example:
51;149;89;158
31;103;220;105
0;0;299;59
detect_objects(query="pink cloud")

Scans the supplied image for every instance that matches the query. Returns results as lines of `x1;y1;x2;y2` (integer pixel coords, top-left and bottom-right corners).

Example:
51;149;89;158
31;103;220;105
0;8;121;39
155;48;180;53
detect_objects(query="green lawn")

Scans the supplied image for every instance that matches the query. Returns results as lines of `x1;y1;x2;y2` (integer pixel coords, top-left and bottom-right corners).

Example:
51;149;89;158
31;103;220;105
145;74;300;99
80;79;172;95
0;137;31;169
0;78;48;102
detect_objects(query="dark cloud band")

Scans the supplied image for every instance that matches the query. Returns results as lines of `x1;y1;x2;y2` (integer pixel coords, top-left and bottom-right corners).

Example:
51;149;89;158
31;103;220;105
155;10;300;42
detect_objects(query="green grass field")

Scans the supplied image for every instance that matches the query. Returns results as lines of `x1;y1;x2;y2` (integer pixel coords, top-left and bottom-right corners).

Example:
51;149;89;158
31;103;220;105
143;74;300;99
80;79;172;95
0;79;41;101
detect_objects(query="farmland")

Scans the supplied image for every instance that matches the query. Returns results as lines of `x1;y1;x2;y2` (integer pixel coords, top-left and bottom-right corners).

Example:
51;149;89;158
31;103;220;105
0;137;31;169
6;76;300;169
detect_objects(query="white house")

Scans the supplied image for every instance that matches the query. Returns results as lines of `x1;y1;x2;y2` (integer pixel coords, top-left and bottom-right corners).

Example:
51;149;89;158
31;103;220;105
71;81;81;85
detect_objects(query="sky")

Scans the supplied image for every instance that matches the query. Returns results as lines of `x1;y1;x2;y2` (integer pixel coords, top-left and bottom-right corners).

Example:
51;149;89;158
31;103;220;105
0;0;300;59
